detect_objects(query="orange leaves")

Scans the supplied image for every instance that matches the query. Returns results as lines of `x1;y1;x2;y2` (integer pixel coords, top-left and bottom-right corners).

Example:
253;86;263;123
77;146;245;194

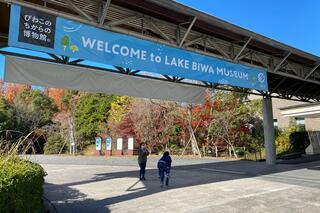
46;88;65;110
4;82;31;102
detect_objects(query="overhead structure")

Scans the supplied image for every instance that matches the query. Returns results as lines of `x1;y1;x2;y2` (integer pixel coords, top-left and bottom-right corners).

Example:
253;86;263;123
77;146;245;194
1;0;320;165
0;0;320;102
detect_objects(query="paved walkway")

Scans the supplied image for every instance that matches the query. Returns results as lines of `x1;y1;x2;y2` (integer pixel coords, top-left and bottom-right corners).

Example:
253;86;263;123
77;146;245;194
28;155;320;213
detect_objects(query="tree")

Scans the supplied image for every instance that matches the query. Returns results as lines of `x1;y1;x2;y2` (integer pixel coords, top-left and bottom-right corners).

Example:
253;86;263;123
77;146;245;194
56;90;80;154
46;88;65;110
4;83;31;103
113;113;137;140
6;89;58;139
44;133;66;154
108;96;135;141
0;95;13;131
108;96;133;126
14;90;58;127
74;93;116;142
0;90;58;152
244;99;264;160
129;99;179;151
208;91;252;158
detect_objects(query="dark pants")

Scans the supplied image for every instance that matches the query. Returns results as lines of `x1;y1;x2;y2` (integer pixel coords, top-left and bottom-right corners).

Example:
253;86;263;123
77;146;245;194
159;167;170;185
139;163;146;179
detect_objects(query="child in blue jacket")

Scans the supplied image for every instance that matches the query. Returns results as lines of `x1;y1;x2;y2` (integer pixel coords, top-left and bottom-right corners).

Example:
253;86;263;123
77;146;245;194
157;151;172;188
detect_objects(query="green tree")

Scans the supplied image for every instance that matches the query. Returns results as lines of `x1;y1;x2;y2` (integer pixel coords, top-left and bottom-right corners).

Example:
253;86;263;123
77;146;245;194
74;93;116;142
44;133;66;154
8;89;58;138
62;90;79;110
14;90;58;128
0;96;13;131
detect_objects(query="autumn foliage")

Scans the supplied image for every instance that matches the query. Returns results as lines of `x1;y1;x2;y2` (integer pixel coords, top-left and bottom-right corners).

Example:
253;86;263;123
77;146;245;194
0;80;262;157
46;88;65;110
4;83;31;103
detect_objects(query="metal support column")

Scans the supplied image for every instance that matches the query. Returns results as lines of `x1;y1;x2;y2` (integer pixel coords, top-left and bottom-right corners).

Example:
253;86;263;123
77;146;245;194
262;96;276;165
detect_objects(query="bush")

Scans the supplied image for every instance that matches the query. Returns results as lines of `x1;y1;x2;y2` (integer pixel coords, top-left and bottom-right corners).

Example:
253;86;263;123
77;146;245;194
276;125;309;156
0;156;45;212
44;133;66;154
289;132;310;153
276;129;292;156
235;148;246;157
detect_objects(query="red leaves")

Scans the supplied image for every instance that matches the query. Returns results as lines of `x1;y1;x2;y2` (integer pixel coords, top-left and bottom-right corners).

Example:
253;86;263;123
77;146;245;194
115;113;136;138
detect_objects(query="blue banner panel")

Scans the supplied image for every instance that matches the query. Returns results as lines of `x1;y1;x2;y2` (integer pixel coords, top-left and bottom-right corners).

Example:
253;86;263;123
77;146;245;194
8;4;268;91
106;138;112;151
95;137;102;151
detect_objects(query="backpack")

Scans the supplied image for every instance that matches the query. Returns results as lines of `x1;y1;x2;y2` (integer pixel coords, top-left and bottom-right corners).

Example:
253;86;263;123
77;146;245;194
157;160;167;169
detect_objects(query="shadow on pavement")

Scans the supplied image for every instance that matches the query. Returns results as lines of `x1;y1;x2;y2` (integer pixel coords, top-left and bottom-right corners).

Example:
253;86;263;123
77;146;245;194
45;159;320;212
45;183;111;213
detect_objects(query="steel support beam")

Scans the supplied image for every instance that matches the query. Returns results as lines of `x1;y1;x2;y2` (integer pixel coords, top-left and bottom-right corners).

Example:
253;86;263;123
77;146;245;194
206;39;231;59
98;0;111;26
129;70;140;75
183;36;204;47
252;53;270;69
305;63;320;80
148;19;174;44
114;66;126;73
270;77;286;93
274;51;291;72
107;14;142;27
65;0;95;22
294;82;308;94
233;37;252;61
179;16;197;47
47;53;63;63
237;50;252;61
162;74;174;81
69;59;84;65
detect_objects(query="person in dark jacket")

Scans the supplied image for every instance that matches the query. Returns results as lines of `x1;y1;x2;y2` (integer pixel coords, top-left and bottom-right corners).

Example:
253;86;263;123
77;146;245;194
138;143;149;181
157;151;172;187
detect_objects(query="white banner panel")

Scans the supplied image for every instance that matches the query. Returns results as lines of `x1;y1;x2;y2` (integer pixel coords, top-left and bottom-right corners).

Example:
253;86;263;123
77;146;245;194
117;138;123;150
4;56;205;103
128;138;134;150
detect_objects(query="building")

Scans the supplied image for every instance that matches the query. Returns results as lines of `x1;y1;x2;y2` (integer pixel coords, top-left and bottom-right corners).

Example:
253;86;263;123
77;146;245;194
275;99;320;131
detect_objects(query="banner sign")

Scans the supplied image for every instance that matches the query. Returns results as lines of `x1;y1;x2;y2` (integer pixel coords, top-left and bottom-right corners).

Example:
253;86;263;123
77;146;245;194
8;4;268;91
106;138;112;151
117;138;123;150
95;137;102;151
128;138;134;150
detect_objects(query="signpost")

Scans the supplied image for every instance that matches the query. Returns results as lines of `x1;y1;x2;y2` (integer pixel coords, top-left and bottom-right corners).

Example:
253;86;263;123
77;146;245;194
8;4;268;92
95;137;102;156
105;137;112;157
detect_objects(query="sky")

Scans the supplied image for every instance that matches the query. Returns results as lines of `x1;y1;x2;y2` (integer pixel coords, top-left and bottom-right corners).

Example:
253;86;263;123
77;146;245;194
1;0;320;78
178;0;320;56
